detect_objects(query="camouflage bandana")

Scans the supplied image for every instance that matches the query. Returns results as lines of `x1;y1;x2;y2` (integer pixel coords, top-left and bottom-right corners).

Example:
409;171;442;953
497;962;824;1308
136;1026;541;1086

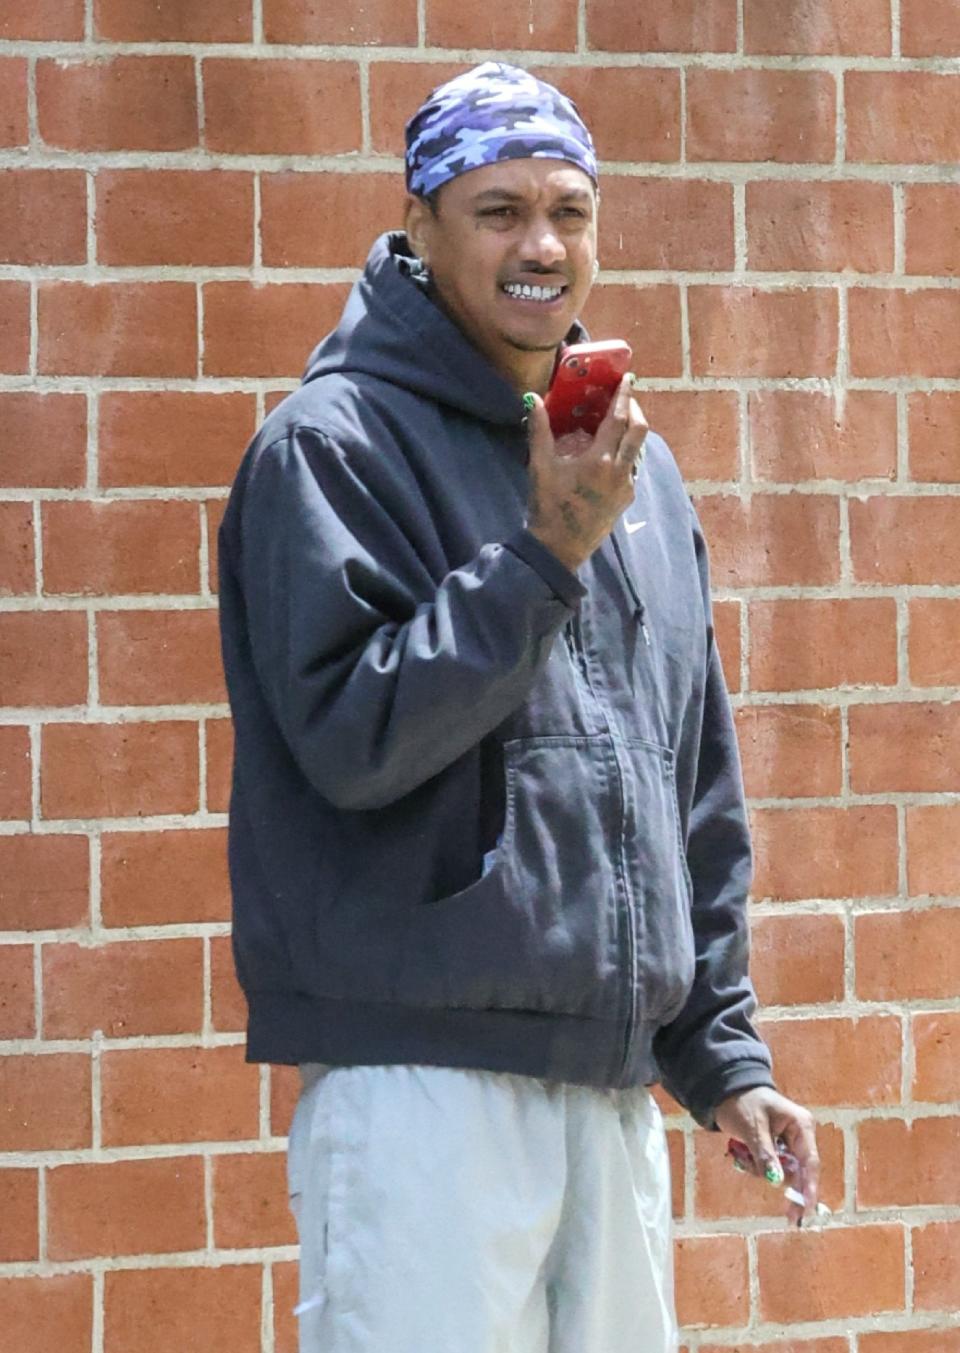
404;62;598;198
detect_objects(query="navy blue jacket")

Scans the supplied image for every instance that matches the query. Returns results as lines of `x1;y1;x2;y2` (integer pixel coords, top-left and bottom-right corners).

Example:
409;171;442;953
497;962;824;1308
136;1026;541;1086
217;232;774;1127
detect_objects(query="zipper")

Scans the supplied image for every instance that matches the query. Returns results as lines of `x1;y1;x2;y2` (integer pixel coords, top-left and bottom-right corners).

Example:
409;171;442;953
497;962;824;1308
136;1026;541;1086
610;528;651;646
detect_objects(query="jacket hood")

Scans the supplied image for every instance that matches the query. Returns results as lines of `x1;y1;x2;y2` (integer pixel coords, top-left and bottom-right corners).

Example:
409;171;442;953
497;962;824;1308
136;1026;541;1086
302;231;587;427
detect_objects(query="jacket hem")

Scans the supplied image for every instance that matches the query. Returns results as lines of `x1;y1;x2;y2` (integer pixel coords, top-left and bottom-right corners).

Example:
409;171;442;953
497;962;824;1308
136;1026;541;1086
246;991;661;1091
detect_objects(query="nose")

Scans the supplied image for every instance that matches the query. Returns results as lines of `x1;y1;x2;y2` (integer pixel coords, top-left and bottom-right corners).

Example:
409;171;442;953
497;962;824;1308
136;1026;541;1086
517;214;566;269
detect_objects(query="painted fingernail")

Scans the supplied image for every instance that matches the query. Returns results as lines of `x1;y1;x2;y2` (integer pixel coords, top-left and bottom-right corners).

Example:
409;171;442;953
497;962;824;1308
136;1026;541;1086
522;393;536;410
731;1158;746;1174
625;372;637;387
765;1163;785;1186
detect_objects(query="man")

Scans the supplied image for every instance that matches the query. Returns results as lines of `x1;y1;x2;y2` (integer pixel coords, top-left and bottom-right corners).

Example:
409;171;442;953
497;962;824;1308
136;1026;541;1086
218;62;819;1353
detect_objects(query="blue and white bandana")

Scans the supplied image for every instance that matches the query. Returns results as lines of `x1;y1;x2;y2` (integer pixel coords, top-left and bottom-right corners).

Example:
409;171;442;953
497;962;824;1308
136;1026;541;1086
404;62;598;199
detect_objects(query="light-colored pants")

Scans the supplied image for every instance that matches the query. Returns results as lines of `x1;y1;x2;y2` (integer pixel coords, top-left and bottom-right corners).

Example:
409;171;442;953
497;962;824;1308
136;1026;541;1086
286;1062;678;1353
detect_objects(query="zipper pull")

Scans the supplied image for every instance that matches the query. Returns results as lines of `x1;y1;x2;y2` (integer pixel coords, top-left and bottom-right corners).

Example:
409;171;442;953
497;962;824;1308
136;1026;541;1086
640;618;651;647
636;600;651;646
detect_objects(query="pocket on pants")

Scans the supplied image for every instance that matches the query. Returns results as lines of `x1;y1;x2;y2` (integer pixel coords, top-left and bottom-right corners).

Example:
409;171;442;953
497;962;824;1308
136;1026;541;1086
287;1069;336;1324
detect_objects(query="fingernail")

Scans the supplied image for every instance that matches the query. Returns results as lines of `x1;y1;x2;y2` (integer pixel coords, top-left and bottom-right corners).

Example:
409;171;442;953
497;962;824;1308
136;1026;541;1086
625;372;637;387
522;393;536;410
731;1158;746;1174
765;1163;784;1187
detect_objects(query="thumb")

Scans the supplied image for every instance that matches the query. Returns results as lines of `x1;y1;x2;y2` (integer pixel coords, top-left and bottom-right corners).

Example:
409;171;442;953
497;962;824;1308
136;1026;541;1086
747;1122;785;1187
523;392;553;464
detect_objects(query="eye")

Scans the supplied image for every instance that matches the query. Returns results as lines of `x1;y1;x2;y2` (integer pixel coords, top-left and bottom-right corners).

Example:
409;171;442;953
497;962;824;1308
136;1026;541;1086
479;206;516;218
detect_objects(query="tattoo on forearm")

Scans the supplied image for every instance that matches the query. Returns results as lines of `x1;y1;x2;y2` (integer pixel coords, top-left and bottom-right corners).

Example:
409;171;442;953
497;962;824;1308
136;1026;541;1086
573;484;603;506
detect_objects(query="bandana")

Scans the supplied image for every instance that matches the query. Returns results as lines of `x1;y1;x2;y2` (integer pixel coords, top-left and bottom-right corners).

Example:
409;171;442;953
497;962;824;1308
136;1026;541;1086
404;62;598;199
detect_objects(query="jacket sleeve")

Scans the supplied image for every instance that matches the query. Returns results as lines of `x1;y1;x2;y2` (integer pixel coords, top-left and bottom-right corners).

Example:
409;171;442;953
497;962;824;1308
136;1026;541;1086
652;500;775;1128
229;425;585;811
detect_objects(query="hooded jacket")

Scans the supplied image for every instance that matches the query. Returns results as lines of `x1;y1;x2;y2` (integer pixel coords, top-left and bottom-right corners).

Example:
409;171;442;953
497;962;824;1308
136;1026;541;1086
217;231;774;1128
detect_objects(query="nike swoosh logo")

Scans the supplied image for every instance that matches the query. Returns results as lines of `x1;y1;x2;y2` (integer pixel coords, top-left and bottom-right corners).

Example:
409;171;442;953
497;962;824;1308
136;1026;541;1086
625;518;647;534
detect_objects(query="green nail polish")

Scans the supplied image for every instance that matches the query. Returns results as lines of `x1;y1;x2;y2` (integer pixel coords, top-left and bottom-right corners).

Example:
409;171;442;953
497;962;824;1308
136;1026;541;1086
765;1164;784;1186
625;372;637;387
522;393;536;410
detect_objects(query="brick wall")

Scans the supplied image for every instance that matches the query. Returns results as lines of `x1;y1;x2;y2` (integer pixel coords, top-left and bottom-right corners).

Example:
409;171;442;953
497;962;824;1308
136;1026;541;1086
1;2;958;1350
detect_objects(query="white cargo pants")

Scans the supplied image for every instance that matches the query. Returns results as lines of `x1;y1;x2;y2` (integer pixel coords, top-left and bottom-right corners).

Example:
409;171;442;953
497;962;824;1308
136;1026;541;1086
286;1062;679;1353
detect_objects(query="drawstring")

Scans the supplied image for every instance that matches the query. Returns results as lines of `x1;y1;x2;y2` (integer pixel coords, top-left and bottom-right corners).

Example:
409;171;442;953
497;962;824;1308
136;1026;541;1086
610;529;651;646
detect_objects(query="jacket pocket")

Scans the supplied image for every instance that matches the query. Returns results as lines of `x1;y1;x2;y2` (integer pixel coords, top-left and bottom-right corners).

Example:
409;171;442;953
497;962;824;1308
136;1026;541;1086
392;734;624;1018
616;738;696;1026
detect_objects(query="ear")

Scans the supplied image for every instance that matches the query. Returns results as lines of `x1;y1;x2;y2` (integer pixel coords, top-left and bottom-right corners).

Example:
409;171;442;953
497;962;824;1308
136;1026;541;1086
404;194;431;264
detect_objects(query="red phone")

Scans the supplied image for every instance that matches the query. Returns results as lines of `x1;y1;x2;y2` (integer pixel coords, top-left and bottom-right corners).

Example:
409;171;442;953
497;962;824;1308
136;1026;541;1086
544;340;633;439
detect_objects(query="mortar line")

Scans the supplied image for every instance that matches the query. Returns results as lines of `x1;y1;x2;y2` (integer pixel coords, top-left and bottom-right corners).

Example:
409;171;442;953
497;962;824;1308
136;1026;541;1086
252;0;264;45
28;280;38;377
359;58;371;156
203;934;213;1040
891;0;902;58
89;831;102;934
87;606;99;709
29;723;41;827
33;940;43;1043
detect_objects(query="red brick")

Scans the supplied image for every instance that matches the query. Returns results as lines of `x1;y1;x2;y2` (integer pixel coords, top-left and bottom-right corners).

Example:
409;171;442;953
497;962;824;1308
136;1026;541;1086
760;1014;902;1107
745;0;891;53
42;499;200;596
0;392;87;490
0;726;30;819
689;286;838;378
38;282;197;378
0;834;89;929
674;1234;749;1328
908;392;960;483
101;1045;260;1146
0;1170;38;1260
261;172;403;268
0;0;83;38
0;1275;92;1353
43;939;204;1039
749;389;897;483
914;1220;960;1311
204;59;361;156
206;718;234;813
0;944;34;1038
206;498;228;594
749;597;898;692
856;908;960;1001
736;704;841;799
428;0;576;48
270;1064;300;1137
37;57;197;152
211;933;246;1033
98;609;226;707
0;1054;91;1150
586;0;737;52
850;496;960;584
213;1152;297;1248
203;282;350;379
598;178;734;271
264;0;417;44
273;1260;298;1353
0;611;87;707
847;72;960;163
850;288;960;379
713;600;742;693
95;0;251;40
901;0;960;53
693;494;840;588
667;1128;685;1219
48;1157;205;1259
637;391;739;482
0;170;86;266
747;180;893;273
0;59;28;148
99;392;252;490
750;913;845;1007
913;1012;960;1104
751;805;899;901
97;170;253;267
701;1343;848;1353
861;1332;960;1353
580;286;682;376
859;1118;960;1207
0;501;34;594
101;828;229;926
41;721;200;819
695;1121;844;1220
534;66;682;163
906;606;951;694
688;70;836;163
0;280;30;373
757;1225;905;1322
907;803;960;895
104;1266;261;1353
849;701;960;793
905;185;960;277
368;61;463;154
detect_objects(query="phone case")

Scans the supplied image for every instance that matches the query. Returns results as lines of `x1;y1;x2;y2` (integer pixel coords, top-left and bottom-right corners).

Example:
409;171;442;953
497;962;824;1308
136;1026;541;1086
544;340;633;438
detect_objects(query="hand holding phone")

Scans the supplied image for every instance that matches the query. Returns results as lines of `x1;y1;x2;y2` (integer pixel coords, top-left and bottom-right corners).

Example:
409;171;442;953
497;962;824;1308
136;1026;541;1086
544;340;633;440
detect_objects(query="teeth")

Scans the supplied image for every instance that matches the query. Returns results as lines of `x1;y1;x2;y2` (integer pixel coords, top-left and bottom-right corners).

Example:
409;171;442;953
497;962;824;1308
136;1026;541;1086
503;282;563;302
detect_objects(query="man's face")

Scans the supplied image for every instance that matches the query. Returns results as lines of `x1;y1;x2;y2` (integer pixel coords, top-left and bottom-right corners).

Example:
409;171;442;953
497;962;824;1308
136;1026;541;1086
406;158;598;369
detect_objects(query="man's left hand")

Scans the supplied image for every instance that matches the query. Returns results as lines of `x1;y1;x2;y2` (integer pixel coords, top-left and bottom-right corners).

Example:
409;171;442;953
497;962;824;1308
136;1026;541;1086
713;1086;820;1228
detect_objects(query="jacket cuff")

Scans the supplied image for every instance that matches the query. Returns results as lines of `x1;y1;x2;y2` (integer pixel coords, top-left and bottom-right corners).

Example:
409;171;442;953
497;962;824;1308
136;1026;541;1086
503;528;587;610
685;1059;778;1131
